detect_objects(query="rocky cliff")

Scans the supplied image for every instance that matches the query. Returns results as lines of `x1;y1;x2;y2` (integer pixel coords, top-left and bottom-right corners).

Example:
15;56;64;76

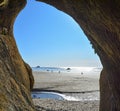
0;0;35;110
0;0;120;111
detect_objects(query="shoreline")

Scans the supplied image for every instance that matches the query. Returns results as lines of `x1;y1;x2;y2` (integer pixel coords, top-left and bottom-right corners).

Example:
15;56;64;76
32;88;99;94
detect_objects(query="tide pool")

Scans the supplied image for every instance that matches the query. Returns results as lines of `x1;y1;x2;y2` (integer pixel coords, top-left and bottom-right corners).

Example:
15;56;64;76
31;91;99;101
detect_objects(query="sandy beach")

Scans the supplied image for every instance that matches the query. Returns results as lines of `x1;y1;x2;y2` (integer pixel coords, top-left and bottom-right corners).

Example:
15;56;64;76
33;71;99;92
33;99;99;111
32;70;100;111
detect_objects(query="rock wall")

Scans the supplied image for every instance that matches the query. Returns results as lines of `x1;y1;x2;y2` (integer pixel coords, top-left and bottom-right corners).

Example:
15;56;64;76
0;0;35;110
37;0;120;111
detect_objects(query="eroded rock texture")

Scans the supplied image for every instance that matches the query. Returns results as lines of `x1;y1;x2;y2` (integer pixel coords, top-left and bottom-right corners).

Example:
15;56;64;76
37;0;120;111
0;0;35;110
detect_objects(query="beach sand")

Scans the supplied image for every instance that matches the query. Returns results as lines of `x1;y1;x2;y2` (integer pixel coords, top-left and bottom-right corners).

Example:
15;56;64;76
33;99;99;111
33;71;99;92
32;71;100;111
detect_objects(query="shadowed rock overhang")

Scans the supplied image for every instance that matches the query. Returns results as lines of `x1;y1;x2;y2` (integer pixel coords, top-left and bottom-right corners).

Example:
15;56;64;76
37;1;120;111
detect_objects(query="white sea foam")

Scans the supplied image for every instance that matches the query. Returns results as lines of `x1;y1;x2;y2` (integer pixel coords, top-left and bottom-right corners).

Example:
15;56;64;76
32;91;99;101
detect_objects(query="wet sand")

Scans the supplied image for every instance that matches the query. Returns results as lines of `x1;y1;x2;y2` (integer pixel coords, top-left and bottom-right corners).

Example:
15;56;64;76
33;71;99;92
32;71;100;111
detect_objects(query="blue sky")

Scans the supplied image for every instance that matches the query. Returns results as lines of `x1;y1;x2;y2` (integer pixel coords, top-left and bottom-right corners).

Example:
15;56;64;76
14;0;102;67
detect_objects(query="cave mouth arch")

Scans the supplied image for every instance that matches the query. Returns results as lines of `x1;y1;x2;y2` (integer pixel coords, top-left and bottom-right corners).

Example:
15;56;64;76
14;0;100;106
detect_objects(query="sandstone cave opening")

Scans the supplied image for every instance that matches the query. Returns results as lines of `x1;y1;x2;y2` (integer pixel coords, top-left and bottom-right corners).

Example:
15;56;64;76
13;0;102;107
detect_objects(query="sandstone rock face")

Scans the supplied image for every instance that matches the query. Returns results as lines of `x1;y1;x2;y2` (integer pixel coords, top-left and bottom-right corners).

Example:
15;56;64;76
0;0;35;110
37;0;120;111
